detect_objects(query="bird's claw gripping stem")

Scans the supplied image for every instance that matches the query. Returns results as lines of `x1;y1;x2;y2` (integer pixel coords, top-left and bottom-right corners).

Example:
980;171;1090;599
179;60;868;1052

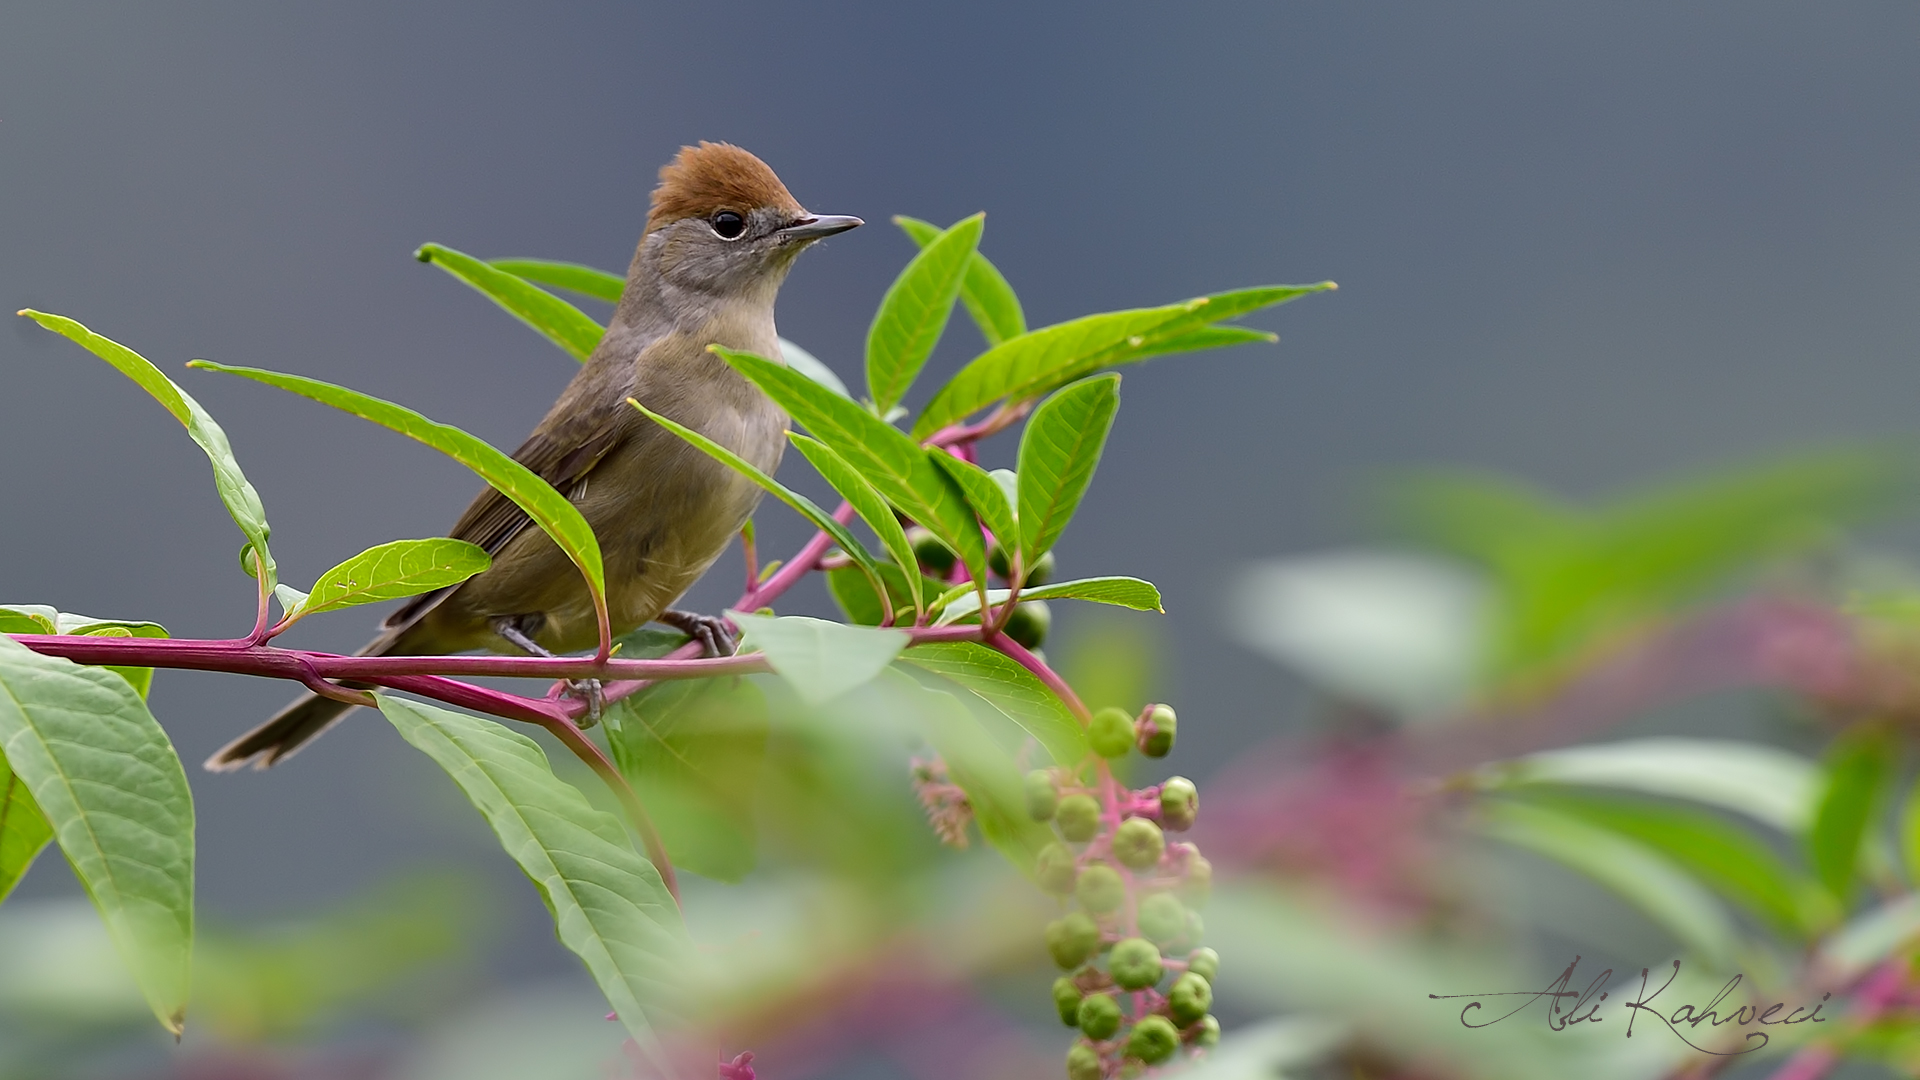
659;610;738;658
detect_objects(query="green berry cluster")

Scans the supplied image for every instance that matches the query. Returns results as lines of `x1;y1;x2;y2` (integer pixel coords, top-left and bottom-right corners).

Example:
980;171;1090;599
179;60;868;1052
908;526;1056;650
1028;702;1219;1077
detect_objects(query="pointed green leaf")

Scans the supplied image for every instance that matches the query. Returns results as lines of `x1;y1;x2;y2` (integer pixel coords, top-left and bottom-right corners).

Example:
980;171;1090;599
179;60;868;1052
0;636;193;1034
0;606;59;635
866;213;983;413
298;538;491;618
899;641;1089;765
824;564;950;627
715;347;988;587
19;311;276;587
729;612;909;705
903;671;1056;873
895;215;1025;347
912;282;1333;438
1472;737;1818;833
790;434;923;618
417;244;605;361
935;576;1163;626
375;694;690;1054
189;360;606;620
930;450;1020;561
1809;727;1897;905
489;258;625;303
0;752;52;904
779;338;852;399
604;678;769;883
1018;374;1120;559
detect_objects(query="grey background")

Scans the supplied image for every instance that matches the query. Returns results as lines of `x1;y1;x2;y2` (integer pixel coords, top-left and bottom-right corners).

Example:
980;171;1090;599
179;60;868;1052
2;0;1917;1046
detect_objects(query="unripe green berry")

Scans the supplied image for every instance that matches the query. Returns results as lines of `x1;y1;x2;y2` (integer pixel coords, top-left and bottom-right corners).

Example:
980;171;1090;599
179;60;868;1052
1137;704;1176;758
1046;911;1101;969
987;541;1013;582
1192;1015;1221;1047
1037;842;1078;896
1076;992;1123;1039
1109;937;1163;990
908;526;956;575
1186;947;1219;982
1112;817;1166;871
1004;600;1051;650
1027;770;1060;821
1066;1043;1103;1080
1181;854;1213;906
1125;1015;1179;1064
1076;863;1126;913
1055;793;1101;842
1089;707;1136;758
1159;777;1198;831
1052;976;1084;1026
1137;892;1187;944
1026;550;1056;586
1183;909;1205;945
1167;972;1213;1026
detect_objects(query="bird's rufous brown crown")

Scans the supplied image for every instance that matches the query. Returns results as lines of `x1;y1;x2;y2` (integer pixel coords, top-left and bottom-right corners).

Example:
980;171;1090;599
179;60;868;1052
647;142;804;233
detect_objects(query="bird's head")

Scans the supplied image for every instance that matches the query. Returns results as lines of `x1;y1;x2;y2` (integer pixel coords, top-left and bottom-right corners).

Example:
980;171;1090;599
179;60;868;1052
641;142;861;303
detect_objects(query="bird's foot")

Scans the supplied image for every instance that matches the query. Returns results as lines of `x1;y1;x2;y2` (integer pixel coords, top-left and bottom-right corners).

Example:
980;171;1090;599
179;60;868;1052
493;615;603;726
658;609;738;658
566;678;605;727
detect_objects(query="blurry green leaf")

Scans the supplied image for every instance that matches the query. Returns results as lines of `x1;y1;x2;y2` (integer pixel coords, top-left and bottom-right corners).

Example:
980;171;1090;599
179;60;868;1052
1479;798;1738;970
730;611;909;705
1512;789;1835;938
716;347;988;587
1821;894;1920;980
912;282;1332;438
779;338;852;399
1808;727;1897;905
866;212;982;413
0;605;58;635
605;678;768;883
826;564;906;627
0;636;194;1034
907;672;1056;873
1901;776;1920;889
1017;374;1120;561
1474;738;1819;833
0;752;52;905
930;449;1019;555
488;258;625;303
20;310;277;588
791;433;922;618
1176;1017;1350;1080
899;641;1089;765
297;538;490;618
895;215;1026;347
190;360;607;621
417;243;604;361
612;627;693;659
375;694;689;1055
936;576;1164;625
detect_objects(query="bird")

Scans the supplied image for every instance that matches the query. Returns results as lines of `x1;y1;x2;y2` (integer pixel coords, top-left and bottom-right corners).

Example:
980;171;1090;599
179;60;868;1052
207;142;861;770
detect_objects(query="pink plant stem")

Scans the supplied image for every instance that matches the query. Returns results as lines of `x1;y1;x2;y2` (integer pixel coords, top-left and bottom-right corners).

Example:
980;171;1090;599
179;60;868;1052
738;501;857;612
986;630;1093;724
1759;957;1907;1080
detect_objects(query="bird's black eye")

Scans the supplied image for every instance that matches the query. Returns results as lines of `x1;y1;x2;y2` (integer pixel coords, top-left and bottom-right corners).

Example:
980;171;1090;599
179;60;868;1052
710;211;746;240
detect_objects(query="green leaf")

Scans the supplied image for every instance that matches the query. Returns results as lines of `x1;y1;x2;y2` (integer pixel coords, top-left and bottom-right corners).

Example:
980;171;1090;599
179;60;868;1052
604;678;768;883
67;618;168;702
1471;737;1818;833
899;641;1089;765
729;611;909;705
936;576;1164;626
1017;374;1120;560
1822;894;1920;980
0;751;53;905
1808;727;1897;905
779;338;852;399
488;258;625;303
189;360;606;623
375;694;690;1053
715;347;988;586
416;244;605;361
628;400;891;611
0;636;194;1034
929;450;1019;558
790;433;923;618
911;282;1333;438
19;310;277;588
894;215;1026;348
0;605;58;635
296;538;490;619
866;212;983;413
902;671;1056;873
824;565;950;628
1479;798;1737;970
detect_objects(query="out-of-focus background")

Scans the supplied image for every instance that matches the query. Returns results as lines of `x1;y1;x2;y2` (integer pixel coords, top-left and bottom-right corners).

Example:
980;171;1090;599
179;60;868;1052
4;3;1920;1079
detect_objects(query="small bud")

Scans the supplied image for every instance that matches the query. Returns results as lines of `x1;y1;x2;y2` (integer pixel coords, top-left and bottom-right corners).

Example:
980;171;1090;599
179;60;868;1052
1181;854;1213;906
1108;937;1163;990
1027;770;1060;821
1167;972;1213;1026
1076;992;1123;1039
1137;892;1187;944
1005;600;1051;650
1076;863;1126;913
1089;707;1136;758
1137;704;1176;758
1055;793;1101;842
1124;1015;1179;1064
1037;842;1078;896
1052;976;1084;1026
1186;947;1219;982
1047;911;1102;969
1192;1015;1221;1047
908;526;956;575
1112;817;1166;871
1066;1043;1103;1080
1158;777;1198;831
1027;550;1057;587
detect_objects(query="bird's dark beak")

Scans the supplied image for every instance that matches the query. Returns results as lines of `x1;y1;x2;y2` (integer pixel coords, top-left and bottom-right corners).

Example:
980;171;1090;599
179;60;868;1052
777;214;863;243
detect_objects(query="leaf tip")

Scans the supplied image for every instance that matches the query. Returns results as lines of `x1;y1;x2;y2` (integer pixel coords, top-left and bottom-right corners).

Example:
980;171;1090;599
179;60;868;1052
184;359;215;371
414;244;441;263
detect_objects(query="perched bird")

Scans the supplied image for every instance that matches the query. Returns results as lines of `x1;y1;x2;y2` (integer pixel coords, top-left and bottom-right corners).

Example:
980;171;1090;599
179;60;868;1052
208;142;860;770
